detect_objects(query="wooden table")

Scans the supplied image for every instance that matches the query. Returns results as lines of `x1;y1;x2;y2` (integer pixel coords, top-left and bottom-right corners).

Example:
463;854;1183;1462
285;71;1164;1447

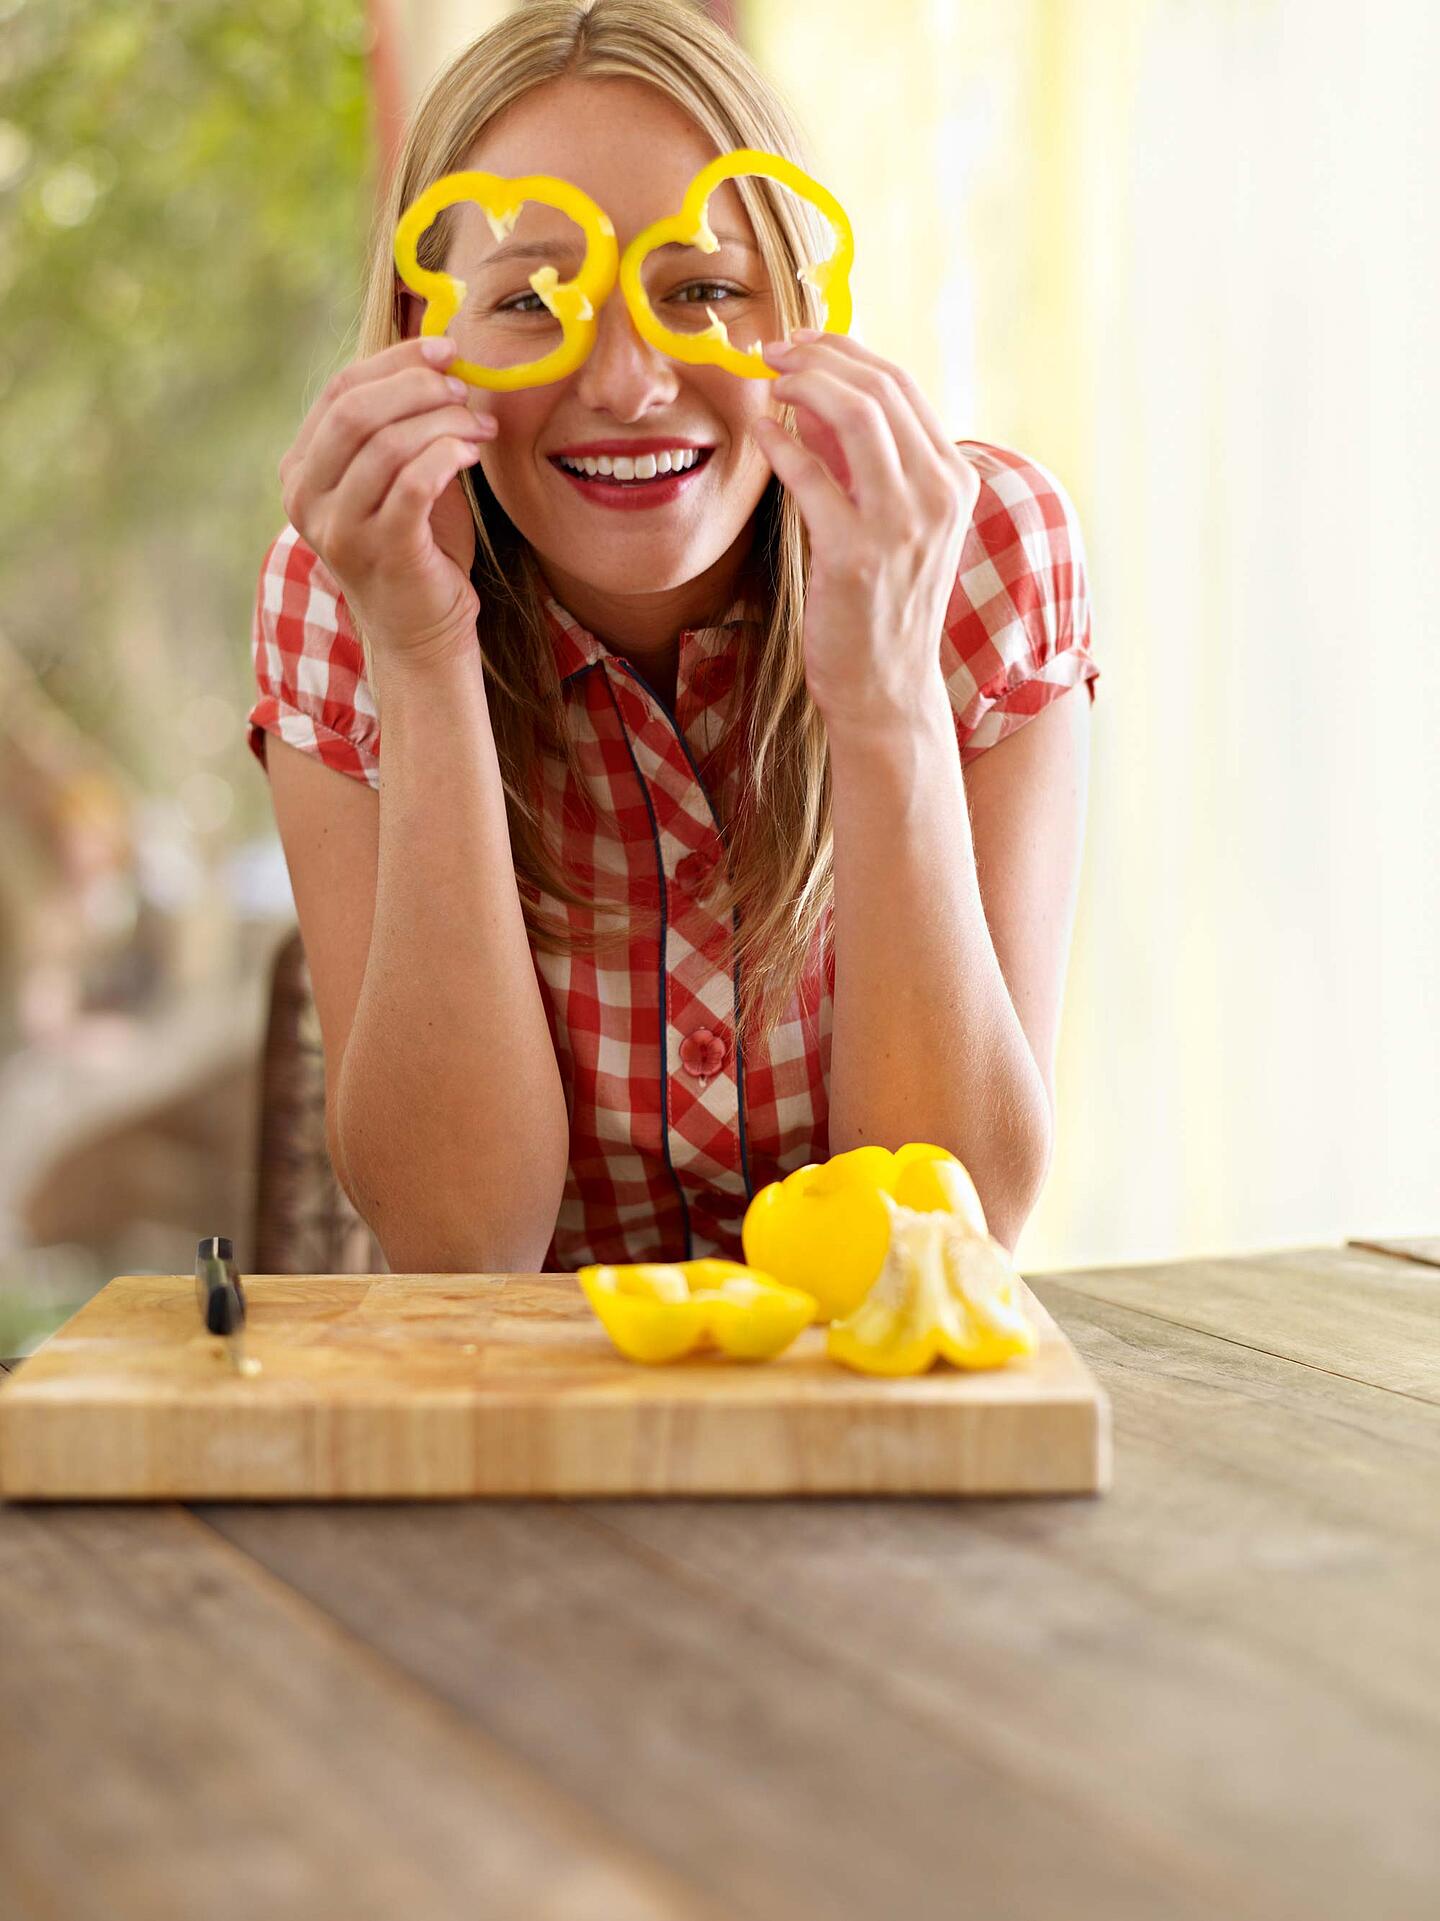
2;1237;1437;1921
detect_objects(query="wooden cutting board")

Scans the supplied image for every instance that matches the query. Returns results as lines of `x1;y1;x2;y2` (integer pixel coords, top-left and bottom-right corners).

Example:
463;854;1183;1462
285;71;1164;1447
0;1270;1110;1500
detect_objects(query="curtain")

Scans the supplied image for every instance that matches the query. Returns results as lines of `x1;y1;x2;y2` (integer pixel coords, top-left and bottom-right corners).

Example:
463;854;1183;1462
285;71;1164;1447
745;0;1439;1267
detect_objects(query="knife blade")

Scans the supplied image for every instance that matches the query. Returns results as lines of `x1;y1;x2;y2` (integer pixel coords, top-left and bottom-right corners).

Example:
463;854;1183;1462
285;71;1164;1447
195;1235;252;1375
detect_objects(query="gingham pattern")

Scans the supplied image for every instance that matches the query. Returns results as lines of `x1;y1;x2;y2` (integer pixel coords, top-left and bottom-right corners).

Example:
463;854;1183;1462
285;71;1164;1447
248;439;1099;1269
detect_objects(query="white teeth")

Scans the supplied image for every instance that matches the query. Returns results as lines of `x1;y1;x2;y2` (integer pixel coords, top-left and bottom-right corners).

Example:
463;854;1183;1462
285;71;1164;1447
556;448;703;480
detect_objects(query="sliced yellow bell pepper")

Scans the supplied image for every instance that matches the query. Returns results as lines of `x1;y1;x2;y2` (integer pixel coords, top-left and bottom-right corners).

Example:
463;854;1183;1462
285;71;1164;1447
394;169;619;392
393;148;852;390
618;147;853;379
740;1142;988;1323
577;1258;817;1364
827;1194;1037;1377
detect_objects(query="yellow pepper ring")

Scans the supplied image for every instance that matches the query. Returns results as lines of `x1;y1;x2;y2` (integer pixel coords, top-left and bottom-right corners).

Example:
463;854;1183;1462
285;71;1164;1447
618;147;855;380
577;1258;817;1364
393;169;619;392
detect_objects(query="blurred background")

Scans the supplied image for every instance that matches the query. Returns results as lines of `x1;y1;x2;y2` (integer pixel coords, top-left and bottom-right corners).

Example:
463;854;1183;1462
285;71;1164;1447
1;0;1435;1357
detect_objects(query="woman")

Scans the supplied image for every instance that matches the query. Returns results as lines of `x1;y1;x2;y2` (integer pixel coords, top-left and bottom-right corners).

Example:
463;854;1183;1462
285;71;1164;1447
247;0;1099;1275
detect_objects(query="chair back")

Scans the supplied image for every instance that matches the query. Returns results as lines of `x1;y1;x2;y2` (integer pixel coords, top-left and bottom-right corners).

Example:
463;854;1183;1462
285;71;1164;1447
252;927;386;1275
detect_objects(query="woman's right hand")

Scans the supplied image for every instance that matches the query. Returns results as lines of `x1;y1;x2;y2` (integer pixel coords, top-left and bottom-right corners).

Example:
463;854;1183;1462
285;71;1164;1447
278;336;497;667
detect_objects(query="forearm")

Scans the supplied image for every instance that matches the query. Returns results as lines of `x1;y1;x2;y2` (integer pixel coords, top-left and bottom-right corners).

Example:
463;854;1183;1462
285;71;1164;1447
337;644;569;1272
825;680;1051;1252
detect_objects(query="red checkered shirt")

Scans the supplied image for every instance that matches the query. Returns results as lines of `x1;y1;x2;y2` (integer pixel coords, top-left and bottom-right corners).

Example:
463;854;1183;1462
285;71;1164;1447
247;438;1100;1270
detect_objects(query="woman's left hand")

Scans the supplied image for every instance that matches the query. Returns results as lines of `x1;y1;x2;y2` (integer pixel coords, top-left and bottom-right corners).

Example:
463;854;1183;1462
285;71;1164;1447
754;330;981;738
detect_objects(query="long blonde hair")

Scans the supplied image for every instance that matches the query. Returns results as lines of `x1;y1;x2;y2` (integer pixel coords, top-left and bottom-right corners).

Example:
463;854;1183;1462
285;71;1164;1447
352;0;833;1053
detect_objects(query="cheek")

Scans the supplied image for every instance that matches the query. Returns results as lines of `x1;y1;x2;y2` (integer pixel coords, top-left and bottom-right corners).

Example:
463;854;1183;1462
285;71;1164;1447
694;375;776;451
479;394;553;461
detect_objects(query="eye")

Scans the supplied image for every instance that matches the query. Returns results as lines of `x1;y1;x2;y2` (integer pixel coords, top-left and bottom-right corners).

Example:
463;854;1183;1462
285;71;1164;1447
495;280;747;316
670;281;744;306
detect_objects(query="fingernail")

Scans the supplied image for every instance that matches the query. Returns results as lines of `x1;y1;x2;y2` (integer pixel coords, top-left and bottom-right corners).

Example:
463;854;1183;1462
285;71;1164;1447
445;376;468;399
764;338;793;357
421;336;456;363
791;327;821;341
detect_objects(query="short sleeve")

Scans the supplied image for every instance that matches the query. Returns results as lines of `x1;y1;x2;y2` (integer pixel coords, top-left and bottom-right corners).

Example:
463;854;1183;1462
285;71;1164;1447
246;522;381;788
940;442;1100;766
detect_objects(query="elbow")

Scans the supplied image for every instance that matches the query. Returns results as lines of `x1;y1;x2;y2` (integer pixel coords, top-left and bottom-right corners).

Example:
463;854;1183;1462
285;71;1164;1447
332;1070;566;1274
985;1102;1053;1258
335;1117;564;1276
356;1158;563;1275
359;1168;563;1274
376;1222;558;1277
325;1093;360;1216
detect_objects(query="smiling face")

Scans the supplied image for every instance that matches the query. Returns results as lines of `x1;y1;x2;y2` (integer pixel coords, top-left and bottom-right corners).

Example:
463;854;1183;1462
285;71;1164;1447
401;75;784;668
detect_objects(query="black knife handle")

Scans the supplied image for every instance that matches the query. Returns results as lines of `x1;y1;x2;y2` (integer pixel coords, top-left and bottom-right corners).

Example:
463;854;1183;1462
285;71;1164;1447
195;1235;246;1336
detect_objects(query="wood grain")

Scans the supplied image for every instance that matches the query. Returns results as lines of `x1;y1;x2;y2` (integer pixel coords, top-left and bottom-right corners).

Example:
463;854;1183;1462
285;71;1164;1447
595;1280;1440;1910
198;1271;1440;1921
1348;1234;1440;1268
198;1497;1239;1921
0;1501;723;1921
0;1270;1108;1499
1041;1243;1440;1400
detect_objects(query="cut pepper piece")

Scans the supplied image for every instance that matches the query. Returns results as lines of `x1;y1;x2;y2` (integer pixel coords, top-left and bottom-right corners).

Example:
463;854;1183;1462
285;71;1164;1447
740;1142;988;1323
577;1258;817;1364
618;147;854;379
826;1194;1037;1377
394;169;619;391
393;148;853;391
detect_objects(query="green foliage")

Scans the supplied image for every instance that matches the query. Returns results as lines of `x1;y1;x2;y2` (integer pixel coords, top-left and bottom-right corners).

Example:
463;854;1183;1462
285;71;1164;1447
0;0;372;824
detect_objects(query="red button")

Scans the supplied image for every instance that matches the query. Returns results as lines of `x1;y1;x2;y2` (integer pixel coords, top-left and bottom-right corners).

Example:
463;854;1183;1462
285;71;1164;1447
679;1027;728;1079
675;849;717;894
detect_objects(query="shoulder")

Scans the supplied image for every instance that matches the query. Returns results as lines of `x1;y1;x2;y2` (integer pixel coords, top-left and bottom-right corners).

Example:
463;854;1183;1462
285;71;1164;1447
247;523;379;787
940;441;1099;764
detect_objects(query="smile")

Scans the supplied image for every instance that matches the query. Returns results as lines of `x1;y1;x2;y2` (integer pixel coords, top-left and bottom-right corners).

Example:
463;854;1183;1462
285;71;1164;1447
548;447;715;509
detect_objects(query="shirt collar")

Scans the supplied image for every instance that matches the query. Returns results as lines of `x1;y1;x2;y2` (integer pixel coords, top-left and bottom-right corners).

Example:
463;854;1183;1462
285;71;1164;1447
542;587;766;690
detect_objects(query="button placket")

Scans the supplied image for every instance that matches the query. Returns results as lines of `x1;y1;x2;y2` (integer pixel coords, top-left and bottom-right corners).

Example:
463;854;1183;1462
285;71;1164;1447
606;638;747;1199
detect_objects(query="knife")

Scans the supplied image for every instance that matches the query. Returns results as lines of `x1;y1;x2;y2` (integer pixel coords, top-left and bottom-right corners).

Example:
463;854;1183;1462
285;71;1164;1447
195;1235;252;1375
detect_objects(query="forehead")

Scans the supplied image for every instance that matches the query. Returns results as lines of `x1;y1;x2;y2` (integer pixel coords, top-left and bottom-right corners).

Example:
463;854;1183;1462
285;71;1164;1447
460;75;757;251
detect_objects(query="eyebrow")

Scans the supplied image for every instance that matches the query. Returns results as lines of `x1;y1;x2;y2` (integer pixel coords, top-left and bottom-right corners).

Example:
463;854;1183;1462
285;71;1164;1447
473;231;760;268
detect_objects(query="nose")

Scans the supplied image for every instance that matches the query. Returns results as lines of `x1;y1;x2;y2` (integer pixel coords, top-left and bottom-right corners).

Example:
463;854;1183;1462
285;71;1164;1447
570;279;679;405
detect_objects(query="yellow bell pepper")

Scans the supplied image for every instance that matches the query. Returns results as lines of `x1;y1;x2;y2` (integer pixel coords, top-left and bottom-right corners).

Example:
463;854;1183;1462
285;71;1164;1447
618;147;853;379
826;1194;1037;1377
577;1258;817;1364
393;169;619;392
740;1142;988;1323
393;148;853;391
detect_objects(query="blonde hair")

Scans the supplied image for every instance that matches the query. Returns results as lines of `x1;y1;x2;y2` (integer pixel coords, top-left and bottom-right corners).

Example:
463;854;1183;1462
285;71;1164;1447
352;0;833;1052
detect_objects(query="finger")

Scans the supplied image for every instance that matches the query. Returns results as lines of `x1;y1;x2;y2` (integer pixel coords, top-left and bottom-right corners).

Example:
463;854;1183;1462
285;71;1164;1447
373;433;486;538
773;347;950;507
304;364;492;502
288;337;465;465
768;364;907;518
751;415;855;548
788;329;969;476
334;405;495;523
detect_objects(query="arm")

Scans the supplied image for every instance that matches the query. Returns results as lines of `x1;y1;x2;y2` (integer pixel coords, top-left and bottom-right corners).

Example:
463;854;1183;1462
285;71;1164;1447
826;678;1091;1254
341;644;570;1270
267;643;569;1273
